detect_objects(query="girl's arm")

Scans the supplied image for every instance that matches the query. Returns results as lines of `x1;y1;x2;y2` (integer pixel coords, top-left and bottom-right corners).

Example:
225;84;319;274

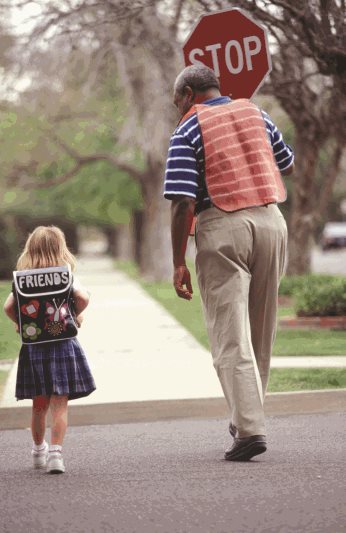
3;293;18;325
73;288;90;317
72;277;90;327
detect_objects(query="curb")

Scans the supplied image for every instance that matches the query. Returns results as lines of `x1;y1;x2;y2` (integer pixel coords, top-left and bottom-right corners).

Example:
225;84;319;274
0;389;345;431
280;316;346;329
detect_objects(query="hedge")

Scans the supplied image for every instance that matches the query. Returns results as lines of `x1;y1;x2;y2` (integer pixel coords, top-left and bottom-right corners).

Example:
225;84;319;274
287;275;346;317
279;275;310;296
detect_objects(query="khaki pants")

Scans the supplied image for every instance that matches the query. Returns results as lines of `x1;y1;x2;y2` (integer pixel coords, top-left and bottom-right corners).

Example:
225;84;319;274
195;204;287;437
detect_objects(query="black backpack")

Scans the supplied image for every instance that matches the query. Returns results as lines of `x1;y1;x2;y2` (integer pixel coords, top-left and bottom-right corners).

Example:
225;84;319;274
13;265;78;345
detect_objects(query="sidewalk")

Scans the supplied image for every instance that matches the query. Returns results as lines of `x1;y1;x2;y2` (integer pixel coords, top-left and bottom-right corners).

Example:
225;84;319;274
1;255;222;407
1;254;345;409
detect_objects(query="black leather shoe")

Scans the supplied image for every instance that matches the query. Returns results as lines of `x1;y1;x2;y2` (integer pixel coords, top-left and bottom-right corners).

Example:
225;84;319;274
224;435;267;461
229;422;237;438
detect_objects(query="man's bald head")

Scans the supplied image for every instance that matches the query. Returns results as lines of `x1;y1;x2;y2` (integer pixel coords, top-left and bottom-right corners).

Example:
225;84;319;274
173;65;221;116
174;64;220;97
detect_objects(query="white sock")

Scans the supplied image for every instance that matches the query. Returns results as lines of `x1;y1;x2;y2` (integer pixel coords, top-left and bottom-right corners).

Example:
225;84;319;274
33;440;47;451
49;444;62;453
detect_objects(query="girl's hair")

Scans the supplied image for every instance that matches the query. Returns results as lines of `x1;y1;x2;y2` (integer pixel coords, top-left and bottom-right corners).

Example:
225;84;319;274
16;226;76;271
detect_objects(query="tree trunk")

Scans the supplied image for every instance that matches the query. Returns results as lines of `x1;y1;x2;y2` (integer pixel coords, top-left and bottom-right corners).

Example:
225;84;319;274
287;135;322;275
58;221;79;255
138;174;172;281
117;223;135;262
287;209;315;275
103;226;119;257
318;143;344;219
133;210;144;266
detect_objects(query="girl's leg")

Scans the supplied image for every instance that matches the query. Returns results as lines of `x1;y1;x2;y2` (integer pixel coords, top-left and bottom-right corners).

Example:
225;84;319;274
49;395;68;445
32;395;50;445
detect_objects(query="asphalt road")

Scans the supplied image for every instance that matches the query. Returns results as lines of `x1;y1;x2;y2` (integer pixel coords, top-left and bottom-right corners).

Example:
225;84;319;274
0;412;345;533
312;246;346;276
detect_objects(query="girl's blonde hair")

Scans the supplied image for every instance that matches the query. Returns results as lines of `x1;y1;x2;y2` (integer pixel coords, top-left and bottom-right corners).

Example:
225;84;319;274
16;226;76;271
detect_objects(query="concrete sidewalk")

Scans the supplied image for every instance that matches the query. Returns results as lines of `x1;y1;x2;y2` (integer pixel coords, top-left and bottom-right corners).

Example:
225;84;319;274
1;255;222;407
1;254;345;409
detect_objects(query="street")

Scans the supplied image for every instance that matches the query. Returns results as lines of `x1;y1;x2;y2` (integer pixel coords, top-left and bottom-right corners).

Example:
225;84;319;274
1;412;345;533
312;246;346;276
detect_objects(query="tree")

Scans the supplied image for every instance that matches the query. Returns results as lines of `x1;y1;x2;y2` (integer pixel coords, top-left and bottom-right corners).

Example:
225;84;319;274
0;0;185;280
2;0;344;277
0;63;142;272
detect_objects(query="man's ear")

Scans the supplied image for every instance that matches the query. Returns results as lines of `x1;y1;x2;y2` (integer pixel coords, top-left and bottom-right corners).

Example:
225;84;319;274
183;86;194;101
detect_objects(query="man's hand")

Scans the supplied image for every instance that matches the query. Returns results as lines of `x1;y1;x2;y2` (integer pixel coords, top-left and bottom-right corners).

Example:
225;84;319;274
281;162;294;176
170;196;195;300
173;265;193;300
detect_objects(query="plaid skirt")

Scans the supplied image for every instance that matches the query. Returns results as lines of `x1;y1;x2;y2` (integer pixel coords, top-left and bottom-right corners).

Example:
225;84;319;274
16;338;96;400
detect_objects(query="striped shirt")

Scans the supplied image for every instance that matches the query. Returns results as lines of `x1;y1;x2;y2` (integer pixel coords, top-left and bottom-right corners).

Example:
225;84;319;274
164;96;294;214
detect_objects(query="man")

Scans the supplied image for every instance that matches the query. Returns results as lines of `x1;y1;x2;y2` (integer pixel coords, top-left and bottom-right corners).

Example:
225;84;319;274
164;64;294;461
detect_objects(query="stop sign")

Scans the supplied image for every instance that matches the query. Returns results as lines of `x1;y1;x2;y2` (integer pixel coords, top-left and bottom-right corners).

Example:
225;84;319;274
183;8;271;99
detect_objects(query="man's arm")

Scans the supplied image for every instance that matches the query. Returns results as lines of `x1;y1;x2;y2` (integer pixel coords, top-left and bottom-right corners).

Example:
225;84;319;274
171;196;195;300
281;162;295;176
262;111;294;176
164;112;200;299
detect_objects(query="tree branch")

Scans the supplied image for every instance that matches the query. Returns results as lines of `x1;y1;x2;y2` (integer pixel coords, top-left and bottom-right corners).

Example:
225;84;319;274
269;0;305;18
9;131;147;190
14;152;146;189
171;0;185;34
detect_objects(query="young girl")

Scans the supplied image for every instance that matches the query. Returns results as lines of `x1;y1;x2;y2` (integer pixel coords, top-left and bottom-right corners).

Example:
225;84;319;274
3;225;96;474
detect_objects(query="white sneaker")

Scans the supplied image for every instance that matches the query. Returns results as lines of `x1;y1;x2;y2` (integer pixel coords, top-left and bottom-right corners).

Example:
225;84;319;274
32;441;49;469
47;451;65;474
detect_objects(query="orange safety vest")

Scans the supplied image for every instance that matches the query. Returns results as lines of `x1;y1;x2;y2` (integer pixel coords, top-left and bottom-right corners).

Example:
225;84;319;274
180;99;287;225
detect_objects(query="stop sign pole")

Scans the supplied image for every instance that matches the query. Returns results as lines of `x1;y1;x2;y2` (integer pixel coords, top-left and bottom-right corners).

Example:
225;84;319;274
183;8;272;99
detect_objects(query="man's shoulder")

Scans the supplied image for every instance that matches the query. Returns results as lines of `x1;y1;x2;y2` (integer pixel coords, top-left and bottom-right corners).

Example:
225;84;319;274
175;111;199;136
260;108;271;121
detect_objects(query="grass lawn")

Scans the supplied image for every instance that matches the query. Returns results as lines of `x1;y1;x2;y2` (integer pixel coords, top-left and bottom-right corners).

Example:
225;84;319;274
273;329;346;356
0;281;20;361
268;368;346;392
277;306;294;318
116;261;346;357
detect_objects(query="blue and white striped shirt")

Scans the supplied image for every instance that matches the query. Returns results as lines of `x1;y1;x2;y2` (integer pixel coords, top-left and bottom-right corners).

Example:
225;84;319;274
164;96;294;214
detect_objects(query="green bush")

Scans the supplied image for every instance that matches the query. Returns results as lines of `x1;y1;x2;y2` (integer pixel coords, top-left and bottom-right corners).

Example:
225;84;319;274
279;275;309;296
294;275;346;317
278;274;343;297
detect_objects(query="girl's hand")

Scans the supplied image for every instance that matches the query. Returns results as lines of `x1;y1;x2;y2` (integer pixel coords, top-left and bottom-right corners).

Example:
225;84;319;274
76;314;84;328
15;323;19;333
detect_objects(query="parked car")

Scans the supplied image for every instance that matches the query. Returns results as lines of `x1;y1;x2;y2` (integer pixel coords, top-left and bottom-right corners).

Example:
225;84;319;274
321;222;346;250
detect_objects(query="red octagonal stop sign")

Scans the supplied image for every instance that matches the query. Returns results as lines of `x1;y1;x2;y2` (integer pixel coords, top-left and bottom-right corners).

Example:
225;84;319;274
183;8;271;99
